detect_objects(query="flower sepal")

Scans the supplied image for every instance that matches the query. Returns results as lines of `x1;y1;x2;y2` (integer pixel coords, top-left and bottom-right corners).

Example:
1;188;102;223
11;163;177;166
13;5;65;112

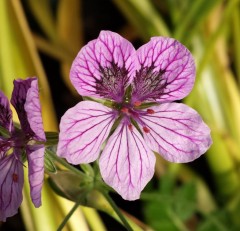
48;169;113;212
44;150;57;173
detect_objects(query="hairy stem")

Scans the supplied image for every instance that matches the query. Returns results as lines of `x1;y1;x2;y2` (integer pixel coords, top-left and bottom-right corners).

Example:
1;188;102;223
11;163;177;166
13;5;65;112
100;190;134;231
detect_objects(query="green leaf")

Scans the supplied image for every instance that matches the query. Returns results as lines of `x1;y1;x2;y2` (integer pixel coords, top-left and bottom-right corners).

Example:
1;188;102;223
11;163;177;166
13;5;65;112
143;176;197;231
159;173;176;194
197;210;233;231
174;182;197;221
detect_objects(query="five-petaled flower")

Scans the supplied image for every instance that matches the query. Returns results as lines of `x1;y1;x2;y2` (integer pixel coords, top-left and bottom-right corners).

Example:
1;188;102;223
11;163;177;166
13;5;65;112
0;78;45;221
57;31;212;200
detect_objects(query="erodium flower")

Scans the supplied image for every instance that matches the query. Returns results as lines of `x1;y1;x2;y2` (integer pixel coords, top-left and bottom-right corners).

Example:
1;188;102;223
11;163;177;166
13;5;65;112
0;78;45;221
57;31;212;200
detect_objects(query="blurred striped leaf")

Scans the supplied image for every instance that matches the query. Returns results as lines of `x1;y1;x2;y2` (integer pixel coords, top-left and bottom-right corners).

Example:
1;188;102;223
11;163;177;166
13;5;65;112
26;0;57;42
114;0;170;39
231;6;240;83
173;0;223;42
0;0;57;131
0;1;91;231
56;0;83;95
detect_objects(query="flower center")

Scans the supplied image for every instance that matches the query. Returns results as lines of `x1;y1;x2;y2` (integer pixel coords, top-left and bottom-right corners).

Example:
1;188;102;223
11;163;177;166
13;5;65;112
118;102;154;133
11;130;28;149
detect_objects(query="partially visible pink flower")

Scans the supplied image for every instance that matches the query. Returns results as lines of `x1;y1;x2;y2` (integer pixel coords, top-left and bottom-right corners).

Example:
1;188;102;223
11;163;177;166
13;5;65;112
57;31;212;200
0;78;45;221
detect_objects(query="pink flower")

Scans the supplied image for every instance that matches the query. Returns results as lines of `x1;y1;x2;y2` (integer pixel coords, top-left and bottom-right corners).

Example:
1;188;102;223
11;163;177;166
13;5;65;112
57;31;212;200
0;78;45;221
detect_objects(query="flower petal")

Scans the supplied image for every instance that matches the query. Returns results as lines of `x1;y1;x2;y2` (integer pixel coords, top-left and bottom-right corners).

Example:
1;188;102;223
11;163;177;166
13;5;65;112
11;78;46;141
132;37;195;103
140;103;212;163
57;101;116;164
70;30;137;102
0;91;13;132
27;145;45;207
0;154;24;222
99;121;156;200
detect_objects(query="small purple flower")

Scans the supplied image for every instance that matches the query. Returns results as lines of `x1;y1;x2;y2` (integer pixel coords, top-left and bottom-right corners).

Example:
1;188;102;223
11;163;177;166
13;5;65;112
0;78;45;221
57;31;212;200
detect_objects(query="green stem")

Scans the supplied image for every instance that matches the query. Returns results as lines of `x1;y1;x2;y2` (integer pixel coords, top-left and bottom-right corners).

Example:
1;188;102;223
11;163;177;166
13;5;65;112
100;190;134;231
45;131;59;146
57;201;82;231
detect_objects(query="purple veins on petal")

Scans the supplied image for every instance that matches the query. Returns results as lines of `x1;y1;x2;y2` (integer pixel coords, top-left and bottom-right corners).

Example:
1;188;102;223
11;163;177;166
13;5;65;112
24;78;46;142
11;78;46;141
95;63;129;102
0;91;13;132
70;30;137;102
99;121;156;200
139;103;212;163
27;145;45;207
132;37;195;103
0;154;24;222
131;65;167;103
57;101;117;164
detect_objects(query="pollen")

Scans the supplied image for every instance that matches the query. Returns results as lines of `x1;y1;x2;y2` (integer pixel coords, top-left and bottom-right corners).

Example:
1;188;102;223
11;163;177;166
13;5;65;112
128;124;133;131
12;173;18;182
134;101;142;107
143;126;150;133
147;109;155;114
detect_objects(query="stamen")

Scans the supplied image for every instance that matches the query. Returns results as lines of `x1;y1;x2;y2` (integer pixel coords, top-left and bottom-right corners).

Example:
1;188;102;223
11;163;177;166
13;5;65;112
128;124;133;131
12;173;18;182
147;109;155;114
143;126;150;133
134;101;142;107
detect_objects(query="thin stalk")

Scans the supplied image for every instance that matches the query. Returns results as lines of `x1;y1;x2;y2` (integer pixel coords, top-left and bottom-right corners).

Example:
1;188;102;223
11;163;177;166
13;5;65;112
45;131;59;146
81;207;107;231
100;190;134;231
57;201;83;231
